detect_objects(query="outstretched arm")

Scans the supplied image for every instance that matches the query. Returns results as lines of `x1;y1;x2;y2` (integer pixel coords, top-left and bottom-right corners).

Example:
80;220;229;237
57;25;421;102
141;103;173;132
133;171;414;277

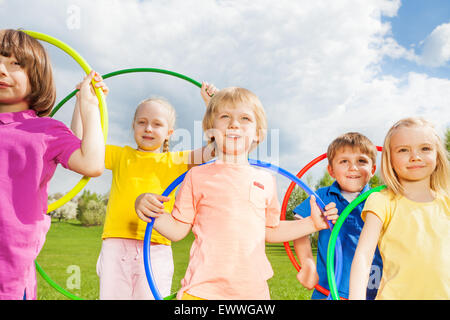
349;212;382;300
266;196;338;243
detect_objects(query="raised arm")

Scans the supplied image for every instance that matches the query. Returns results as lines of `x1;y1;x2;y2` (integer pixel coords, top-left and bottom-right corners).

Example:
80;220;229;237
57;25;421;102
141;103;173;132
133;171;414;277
188;82;218;169
349;212;382;300
67;71;107;177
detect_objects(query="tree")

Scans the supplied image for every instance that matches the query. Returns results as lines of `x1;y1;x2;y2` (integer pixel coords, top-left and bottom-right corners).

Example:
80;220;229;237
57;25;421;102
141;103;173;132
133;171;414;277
369;173;383;188
76;190;107;226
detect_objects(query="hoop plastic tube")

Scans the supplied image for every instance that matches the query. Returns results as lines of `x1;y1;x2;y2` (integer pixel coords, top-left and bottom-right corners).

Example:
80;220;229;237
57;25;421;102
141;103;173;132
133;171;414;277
326;185;387;300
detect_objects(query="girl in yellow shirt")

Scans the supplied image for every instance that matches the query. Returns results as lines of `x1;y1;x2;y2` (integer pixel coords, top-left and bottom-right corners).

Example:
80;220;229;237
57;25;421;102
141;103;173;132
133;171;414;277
71;82;216;299
350;117;450;299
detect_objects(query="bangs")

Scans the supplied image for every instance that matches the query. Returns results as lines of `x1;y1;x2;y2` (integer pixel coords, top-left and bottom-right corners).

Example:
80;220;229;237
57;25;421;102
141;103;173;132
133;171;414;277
0;29;35;68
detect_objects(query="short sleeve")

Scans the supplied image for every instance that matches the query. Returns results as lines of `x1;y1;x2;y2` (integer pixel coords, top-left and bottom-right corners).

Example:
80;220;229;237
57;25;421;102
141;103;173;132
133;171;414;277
293;196;312;219
265;175;281;228
44;120;81;169
171;169;196;225
105;145;123;170
361;190;392;229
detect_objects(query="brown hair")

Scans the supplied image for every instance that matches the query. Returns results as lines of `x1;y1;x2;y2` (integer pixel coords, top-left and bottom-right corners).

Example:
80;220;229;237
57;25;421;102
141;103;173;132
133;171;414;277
0;29;56;117
202;87;267;151
381;117;450;197
327;132;377;165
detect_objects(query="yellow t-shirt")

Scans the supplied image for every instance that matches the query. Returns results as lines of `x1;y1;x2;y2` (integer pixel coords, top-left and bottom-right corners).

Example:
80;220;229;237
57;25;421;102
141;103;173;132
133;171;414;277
102;145;190;245
362;189;450;300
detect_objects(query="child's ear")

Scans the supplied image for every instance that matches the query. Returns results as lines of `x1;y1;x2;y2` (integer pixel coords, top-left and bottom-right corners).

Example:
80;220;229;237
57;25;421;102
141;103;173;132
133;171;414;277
371;164;377;176
167;128;174;138
327;164;336;178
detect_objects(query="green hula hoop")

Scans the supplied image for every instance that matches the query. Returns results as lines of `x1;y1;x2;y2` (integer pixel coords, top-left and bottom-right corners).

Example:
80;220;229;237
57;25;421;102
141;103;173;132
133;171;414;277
50;68;202;117
36;67;202;300
326;185;387;300
23;30;109;213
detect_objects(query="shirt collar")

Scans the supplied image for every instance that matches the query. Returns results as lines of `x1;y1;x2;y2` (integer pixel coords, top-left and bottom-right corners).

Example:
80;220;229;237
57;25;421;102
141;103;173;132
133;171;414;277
328;180;371;197
0;109;37;124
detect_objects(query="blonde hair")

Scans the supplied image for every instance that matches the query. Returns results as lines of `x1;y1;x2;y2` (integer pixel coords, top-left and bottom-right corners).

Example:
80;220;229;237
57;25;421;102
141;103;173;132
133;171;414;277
381;117;450;197
0;29;56;117
202;87;267;152
133;97;176;152
327;132;377;166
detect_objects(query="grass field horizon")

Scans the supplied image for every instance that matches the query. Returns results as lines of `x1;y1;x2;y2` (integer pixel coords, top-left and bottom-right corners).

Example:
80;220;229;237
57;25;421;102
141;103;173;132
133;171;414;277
36;219;314;300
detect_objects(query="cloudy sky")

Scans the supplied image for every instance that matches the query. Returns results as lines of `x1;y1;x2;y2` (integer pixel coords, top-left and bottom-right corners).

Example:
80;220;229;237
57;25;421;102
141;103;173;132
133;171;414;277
2;0;449;198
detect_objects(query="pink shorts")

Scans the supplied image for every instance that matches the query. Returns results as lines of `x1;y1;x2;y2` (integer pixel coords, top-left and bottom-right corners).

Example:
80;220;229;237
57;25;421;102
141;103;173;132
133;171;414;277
96;238;174;300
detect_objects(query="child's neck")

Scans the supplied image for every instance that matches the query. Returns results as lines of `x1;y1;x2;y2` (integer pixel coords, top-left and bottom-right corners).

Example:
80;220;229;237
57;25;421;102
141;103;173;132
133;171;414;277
400;177;435;202
0;103;29;113
217;151;249;165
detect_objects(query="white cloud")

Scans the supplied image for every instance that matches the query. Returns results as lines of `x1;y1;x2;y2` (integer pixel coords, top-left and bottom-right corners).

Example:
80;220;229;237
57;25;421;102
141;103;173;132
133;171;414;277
419;22;450;67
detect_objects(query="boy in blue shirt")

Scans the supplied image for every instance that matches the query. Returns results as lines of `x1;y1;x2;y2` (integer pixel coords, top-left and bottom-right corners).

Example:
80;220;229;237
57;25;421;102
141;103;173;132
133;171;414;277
293;132;383;300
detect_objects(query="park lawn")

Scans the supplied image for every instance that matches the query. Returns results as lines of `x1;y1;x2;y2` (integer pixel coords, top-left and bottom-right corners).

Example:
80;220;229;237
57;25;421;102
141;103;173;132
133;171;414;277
36;220;313;300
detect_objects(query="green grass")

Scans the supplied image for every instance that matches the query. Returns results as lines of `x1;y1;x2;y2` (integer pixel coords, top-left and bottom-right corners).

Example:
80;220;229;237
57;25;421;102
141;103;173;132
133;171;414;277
36;220;313;300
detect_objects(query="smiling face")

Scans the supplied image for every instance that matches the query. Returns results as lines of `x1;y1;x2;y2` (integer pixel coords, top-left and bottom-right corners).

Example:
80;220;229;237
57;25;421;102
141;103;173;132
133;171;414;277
328;146;376;193
0;53;31;112
133;101;174;152
389;126;437;184
210;103;259;159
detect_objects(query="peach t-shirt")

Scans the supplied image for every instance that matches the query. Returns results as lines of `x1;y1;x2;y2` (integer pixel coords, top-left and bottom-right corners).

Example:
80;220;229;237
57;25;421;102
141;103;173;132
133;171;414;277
172;160;281;300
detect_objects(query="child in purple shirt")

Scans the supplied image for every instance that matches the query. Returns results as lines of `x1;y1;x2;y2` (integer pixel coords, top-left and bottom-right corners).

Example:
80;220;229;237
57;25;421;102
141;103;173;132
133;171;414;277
0;29;107;300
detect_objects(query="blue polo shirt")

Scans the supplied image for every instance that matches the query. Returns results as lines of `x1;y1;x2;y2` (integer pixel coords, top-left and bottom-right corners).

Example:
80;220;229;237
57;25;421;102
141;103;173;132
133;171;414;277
293;181;383;300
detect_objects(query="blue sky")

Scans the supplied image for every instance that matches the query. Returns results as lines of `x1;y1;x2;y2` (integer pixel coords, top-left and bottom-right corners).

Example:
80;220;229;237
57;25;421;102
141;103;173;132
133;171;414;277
382;0;450;78
1;0;449;197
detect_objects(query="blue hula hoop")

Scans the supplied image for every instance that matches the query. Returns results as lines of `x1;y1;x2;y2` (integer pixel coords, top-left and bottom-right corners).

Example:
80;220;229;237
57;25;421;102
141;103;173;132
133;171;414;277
143;159;343;300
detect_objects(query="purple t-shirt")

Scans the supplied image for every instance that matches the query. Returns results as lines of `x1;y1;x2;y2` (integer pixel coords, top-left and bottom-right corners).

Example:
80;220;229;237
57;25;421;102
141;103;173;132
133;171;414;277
0;109;81;300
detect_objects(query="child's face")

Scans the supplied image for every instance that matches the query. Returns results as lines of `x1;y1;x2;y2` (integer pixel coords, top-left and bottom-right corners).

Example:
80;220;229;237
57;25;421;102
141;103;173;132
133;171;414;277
0;54;31;111
389;126;437;184
328;146;376;193
133;102;173;152
211;103;259;157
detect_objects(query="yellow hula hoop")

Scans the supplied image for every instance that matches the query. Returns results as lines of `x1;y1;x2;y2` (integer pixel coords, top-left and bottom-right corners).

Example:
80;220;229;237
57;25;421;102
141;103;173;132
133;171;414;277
23;30;108;213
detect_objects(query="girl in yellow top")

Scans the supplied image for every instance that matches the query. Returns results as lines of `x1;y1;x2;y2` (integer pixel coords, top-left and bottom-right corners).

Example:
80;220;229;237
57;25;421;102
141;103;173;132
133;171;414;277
350;117;450;300
71;82;216;299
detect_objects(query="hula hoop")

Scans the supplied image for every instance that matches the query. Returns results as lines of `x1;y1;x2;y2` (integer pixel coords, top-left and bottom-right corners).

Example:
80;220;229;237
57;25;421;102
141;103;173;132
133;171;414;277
23;30;108;213
280;146;383;299
24;30;107;300
326;185;387;300
36;67;203;299
143;159;336;300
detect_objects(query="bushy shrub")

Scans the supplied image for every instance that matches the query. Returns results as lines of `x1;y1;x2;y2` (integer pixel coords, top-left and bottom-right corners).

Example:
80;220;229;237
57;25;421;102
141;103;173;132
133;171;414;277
48;193;77;221
76;190;107;226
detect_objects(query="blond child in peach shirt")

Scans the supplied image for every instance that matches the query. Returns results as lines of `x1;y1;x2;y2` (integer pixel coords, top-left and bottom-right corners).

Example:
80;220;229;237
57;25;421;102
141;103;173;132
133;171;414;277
135;87;338;300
